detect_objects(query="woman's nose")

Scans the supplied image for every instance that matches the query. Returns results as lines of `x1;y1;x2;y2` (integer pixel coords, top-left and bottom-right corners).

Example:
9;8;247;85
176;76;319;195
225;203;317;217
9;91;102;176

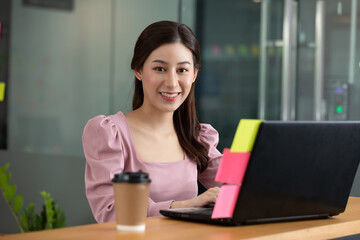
164;70;178;88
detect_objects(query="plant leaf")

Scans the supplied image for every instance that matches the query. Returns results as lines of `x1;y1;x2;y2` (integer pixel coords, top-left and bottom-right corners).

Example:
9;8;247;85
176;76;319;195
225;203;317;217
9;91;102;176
34;214;43;231
20;203;35;232
0;172;7;190
4;184;17;203
20;212;29;232
13;194;24;215
20;203;44;232
41;191;55;229
53;202;66;228
0;163;10;173
0;164;10;190
7;172;12;182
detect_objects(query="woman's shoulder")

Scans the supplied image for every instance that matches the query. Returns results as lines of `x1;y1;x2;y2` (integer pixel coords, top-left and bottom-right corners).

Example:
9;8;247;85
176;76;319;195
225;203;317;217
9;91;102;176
86;111;126;126
199;123;219;146
199;123;219;136
83;111;130;141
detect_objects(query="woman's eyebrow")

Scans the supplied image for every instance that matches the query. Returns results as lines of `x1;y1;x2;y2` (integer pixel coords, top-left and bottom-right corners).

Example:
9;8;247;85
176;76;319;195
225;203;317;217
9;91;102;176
151;60;191;65
178;61;191;65
152;59;168;65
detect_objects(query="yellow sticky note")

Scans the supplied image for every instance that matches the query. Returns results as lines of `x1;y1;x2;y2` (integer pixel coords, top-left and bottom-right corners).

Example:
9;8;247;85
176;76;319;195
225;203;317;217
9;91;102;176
230;119;263;153
0;82;5;102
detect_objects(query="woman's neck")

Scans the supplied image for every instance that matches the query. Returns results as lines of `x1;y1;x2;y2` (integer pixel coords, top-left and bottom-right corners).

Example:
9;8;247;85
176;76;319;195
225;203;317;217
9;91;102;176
126;107;175;134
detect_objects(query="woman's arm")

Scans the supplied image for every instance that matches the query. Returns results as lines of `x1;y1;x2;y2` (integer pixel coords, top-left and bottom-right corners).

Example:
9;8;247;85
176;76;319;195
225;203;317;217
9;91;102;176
170;187;220;208
198;124;223;189
83;115;125;222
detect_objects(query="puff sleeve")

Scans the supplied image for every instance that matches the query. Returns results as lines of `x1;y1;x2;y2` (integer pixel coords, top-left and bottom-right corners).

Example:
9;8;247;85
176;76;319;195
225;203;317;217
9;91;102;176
198;124;223;189
82;115;124;223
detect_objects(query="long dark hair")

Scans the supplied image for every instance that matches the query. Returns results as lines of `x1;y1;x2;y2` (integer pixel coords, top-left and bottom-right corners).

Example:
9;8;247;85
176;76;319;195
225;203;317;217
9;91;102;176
130;21;209;173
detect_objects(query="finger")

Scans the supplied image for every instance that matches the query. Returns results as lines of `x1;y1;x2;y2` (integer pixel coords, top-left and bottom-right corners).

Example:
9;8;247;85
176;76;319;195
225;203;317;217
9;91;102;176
204;191;219;203
206;187;220;194
206;187;220;197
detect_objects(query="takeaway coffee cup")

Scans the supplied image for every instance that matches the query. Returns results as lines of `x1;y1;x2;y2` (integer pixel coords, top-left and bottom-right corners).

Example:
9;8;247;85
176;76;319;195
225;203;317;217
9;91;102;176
112;170;151;231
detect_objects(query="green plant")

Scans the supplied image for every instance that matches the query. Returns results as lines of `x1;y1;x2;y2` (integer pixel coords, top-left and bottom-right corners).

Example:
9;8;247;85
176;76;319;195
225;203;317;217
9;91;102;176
0;163;66;232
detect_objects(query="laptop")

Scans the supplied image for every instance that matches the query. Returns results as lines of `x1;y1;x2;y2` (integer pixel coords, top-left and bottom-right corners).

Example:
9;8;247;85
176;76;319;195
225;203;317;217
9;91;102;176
160;121;360;226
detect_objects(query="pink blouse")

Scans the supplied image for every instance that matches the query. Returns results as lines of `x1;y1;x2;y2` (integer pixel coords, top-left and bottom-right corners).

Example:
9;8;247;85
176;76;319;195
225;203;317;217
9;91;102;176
82;111;222;223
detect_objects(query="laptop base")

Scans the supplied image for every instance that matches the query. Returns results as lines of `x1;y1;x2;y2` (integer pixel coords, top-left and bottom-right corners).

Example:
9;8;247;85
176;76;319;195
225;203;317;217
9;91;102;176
160;208;332;226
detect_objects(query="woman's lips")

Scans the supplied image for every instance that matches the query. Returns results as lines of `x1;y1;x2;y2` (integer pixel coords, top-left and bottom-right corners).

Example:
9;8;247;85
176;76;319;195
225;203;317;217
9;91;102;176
160;92;180;101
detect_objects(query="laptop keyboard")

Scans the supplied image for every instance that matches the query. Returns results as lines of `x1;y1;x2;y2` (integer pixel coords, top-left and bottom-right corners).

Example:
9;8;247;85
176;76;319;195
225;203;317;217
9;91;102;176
167;207;213;215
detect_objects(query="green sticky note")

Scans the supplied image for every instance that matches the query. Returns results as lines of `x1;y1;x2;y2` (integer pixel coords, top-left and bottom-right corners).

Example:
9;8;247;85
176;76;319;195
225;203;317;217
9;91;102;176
0;82;5;102
230;119;263;153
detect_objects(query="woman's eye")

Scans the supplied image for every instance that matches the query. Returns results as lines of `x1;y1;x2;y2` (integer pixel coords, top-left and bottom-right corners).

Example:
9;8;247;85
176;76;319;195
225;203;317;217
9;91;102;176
154;67;165;72
178;68;188;73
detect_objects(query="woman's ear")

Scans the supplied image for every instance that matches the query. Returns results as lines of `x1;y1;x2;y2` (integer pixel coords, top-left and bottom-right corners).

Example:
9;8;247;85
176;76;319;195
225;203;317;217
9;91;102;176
192;69;199;83
134;70;142;81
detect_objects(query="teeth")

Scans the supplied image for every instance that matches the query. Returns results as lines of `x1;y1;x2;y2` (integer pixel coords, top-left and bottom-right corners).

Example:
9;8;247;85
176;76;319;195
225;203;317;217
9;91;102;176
161;92;178;98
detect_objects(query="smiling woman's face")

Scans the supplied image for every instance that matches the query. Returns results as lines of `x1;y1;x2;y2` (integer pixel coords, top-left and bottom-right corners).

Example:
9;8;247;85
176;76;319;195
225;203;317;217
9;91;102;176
134;42;198;114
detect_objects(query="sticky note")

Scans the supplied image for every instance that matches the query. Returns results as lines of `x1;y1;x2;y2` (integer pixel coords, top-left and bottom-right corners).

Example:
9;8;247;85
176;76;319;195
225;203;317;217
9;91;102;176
230;119;263;152
215;148;250;184
0;82;5;102
211;185;241;219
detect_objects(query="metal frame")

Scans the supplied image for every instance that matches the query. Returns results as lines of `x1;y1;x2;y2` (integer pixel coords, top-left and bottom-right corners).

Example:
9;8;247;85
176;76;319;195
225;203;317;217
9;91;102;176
258;0;269;120
314;0;325;121
281;0;297;121
348;0;358;85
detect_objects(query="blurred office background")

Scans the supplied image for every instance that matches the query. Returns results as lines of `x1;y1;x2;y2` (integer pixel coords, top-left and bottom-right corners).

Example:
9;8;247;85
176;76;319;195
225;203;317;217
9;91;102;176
0;0;359;233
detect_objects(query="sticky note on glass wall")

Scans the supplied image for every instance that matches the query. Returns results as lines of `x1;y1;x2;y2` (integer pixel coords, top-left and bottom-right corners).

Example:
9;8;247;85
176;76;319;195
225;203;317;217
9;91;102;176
230;119;263;152
211;185;241;219
0;82;5;102
215;148;250;184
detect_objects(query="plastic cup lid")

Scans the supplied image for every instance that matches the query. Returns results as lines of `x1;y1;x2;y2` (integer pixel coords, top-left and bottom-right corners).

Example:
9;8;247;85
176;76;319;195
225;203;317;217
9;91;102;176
112;170;151;184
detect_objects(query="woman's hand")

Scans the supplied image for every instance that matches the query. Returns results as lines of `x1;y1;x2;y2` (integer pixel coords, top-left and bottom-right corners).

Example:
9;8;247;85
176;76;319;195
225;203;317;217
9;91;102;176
170;187;220;208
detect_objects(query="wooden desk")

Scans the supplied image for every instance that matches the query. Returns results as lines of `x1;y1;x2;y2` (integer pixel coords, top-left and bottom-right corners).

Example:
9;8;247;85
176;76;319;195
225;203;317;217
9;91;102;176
2;197;360;240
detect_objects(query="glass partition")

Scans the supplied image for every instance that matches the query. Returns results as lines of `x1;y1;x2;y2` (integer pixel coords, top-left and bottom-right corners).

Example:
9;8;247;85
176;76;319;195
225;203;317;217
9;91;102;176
296;0;360;121
194;0;262;150
6;0;179;156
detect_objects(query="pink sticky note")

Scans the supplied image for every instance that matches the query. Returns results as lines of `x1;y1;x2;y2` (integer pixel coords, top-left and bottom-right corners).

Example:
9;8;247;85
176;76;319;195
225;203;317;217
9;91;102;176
215;148;250;184
211;185;241;219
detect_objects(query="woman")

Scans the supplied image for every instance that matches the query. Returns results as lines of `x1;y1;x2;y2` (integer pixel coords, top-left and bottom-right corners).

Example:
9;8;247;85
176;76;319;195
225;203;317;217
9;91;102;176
82;21;222;223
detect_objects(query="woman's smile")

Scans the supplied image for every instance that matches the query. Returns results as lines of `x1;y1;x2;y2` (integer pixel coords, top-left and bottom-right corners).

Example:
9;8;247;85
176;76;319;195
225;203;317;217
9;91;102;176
160;92;180;101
